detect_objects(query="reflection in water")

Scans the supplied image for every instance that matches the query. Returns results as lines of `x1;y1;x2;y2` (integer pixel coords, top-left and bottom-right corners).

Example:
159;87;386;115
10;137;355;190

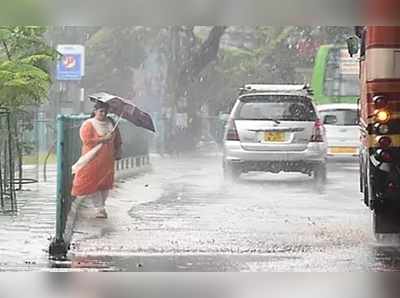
51;256;119;271
71;256;112;270
371;233;400;271
373;244;400;271
48;244;400;272
53;255;229;272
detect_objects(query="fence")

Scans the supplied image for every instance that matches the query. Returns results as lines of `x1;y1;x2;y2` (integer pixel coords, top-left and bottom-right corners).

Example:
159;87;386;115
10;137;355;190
0;108;44;214
0;108;16;213
49;114;150;258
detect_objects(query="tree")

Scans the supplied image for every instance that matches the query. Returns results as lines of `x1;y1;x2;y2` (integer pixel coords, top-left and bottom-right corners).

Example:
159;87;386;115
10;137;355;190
76;26;227;151
198;26;354;114
0;26;57;109
82;27;154;98
160;26;226;151
163;26;226;109
0;27;57;192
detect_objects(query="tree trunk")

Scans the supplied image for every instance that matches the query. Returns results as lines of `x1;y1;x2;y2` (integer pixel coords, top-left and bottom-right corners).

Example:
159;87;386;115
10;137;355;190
164;26;226;153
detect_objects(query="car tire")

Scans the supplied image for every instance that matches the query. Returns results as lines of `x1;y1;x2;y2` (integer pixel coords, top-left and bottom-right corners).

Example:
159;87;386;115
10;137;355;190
223;162;241;181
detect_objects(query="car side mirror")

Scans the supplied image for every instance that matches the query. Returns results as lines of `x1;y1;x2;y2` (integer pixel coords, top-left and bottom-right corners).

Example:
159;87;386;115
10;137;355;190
323;115;337;125
346;36;359;57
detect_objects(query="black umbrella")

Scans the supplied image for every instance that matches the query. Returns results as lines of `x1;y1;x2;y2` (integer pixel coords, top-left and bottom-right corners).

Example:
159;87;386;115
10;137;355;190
89;92;156;133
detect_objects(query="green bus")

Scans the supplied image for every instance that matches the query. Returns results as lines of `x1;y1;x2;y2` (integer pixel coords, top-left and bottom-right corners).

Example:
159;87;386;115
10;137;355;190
311;45;360;105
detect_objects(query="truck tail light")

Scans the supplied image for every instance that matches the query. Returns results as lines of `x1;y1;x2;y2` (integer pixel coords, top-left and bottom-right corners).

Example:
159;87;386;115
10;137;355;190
225;119;240;141
376;110;390;123
376;149;393;162
373;95;388;109
374;123;389;134
388;182;398;193
381;151;393;162
310;119;324;142
378;136;392;149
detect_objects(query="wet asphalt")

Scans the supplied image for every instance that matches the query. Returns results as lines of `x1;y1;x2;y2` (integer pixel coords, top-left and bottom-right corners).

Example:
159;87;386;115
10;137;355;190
53;153;400;271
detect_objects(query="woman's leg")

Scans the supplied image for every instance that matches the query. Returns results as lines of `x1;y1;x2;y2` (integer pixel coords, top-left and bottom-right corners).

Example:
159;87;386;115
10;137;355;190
100;190;109;207
89;192;103;209
88;192;107;218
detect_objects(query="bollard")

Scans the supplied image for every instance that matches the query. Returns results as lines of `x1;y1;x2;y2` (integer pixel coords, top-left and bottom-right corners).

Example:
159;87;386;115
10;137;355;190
49;115;67;259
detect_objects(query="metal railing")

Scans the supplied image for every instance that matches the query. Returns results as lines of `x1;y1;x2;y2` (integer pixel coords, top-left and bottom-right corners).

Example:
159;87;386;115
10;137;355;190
0;107;16;213
49;114;150;258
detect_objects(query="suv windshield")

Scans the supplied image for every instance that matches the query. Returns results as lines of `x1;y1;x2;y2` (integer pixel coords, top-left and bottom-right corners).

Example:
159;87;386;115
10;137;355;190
235;95;317;121
319;109;359;126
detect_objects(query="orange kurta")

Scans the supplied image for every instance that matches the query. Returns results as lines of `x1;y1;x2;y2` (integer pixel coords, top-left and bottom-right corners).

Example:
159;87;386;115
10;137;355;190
71;119;121;197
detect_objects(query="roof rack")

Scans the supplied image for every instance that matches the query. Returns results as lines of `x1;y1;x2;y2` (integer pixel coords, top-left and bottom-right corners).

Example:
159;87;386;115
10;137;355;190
238;84;314;96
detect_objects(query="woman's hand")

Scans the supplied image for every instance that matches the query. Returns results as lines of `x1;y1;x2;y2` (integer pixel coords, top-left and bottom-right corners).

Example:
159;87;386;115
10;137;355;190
99;132;113;144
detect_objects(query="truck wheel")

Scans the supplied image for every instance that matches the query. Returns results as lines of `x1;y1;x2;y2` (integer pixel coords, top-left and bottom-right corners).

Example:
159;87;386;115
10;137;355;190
365;156;377;209
363;181;369;207
373;210;391;241
373;210;384;236
362;157;369;206
373;207;400;238
359;155;363;193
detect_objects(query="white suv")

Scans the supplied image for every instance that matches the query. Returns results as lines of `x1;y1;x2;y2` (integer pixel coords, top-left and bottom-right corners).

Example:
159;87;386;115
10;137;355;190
223;84;328;183
317;104;359;159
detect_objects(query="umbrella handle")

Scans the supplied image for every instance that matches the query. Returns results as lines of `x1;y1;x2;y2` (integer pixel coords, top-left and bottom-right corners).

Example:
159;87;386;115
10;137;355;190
111;113;124;133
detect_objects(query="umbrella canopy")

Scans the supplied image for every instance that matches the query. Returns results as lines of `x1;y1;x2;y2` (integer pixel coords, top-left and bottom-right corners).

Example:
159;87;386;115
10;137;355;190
89;92;156;133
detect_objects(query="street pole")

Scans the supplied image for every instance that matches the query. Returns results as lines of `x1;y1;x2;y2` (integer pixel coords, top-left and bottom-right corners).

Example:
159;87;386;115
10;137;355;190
79;87;85;114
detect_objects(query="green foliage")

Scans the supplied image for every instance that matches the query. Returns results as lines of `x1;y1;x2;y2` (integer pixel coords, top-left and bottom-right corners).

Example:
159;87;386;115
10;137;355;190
0;26;57;109
0;60;51;106
194;26;354;114
83;27;152;97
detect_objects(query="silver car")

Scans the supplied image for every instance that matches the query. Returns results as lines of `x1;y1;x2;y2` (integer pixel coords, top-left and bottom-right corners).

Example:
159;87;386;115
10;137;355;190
223;84;327;183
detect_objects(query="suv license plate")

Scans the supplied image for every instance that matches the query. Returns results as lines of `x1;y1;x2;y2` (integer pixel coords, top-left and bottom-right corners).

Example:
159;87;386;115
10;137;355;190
329;147;357;154
264;132;286;142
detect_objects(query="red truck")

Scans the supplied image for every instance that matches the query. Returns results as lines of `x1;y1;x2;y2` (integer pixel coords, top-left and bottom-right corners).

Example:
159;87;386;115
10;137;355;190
348;25;400;235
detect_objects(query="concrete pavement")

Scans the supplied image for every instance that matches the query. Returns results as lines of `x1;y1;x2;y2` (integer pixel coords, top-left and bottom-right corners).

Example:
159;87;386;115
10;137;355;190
0;156;151;271
0;166;57;271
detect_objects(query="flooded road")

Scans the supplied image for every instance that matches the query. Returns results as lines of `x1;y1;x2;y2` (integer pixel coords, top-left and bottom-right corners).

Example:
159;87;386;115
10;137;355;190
59;153;400;271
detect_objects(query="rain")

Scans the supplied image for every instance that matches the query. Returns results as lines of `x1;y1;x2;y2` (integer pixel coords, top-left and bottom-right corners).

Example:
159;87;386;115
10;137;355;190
1;24;400;278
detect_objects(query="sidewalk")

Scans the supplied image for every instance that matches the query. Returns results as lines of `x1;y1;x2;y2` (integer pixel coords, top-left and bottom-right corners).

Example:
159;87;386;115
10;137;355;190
0;165;57;271
0;157;152;271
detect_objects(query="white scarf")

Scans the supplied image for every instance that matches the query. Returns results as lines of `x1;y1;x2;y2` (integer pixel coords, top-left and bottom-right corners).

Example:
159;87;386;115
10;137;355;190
90;118;113;136
71;118;113;175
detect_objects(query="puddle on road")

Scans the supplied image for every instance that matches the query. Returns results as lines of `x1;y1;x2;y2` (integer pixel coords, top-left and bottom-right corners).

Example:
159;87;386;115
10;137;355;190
49;254;301;272
371;239;400;271
47;241;400;272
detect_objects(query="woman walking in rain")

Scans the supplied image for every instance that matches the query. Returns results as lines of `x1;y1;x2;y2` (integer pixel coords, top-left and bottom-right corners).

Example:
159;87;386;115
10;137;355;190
71;101;122;218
